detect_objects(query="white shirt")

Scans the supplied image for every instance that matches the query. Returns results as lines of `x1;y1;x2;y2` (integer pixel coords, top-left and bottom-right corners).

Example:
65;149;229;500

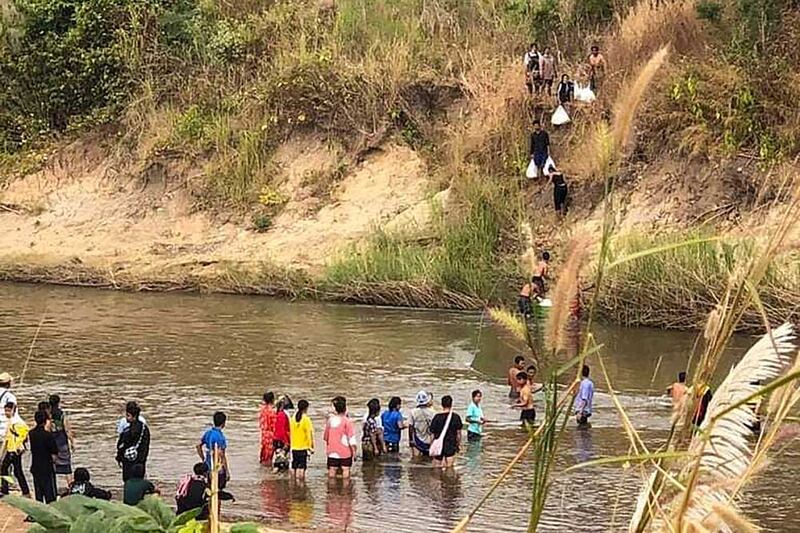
0;388;17;437
116;415;147;434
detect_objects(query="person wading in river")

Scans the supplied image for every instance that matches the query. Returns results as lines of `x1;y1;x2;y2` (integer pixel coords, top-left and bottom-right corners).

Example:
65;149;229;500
323;396;357;479
575;365;595;427
197;411;230;488
667;372;688;410
290;400;314;481
465;390;486;442
116;402;150;482
381;396;406;453
508;355;526;399
362;398;385;462
513;373;536;427
273;396;292;472
259;391;277;466
409;390;435;458
429;395;463;470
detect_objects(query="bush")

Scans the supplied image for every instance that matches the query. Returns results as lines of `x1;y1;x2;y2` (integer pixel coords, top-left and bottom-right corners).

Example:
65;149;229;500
696;0;723;22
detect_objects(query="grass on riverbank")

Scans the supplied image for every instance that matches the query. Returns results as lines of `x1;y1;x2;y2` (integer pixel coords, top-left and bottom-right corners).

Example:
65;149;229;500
598;232;800;330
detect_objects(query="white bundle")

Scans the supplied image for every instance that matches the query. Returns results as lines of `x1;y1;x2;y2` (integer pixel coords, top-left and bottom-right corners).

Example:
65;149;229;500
574;83;596;102
551;105;570;125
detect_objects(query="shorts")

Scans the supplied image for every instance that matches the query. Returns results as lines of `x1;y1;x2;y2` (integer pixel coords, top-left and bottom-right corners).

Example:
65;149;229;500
385;442;400;453
554;184;568;212
532;276;545;295
432;447;457;460
292;450;309;470
518;295;532;316
532;151;547;170
327;456;353;469
413;435;431;456
467;431;482;442
521;408;536;424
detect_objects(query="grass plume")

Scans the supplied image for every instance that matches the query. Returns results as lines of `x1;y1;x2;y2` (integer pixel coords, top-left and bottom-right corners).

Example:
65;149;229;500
546;234;591;354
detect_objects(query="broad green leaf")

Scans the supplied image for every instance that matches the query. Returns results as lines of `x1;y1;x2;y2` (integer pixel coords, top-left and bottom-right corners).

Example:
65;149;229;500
52;495;103;519
71;510;111;533
170;508;201;529
137;495;176;529
3;495;71;531
230;524;261;533
176;518;205;533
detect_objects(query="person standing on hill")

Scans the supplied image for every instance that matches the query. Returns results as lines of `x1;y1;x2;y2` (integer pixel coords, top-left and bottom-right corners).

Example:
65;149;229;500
524;43;541;95
381;396;406;453
588;45;606;93
539;47;557;96
557;74;574;106
528;120;550;179
575;365;595;426
116;402;150;482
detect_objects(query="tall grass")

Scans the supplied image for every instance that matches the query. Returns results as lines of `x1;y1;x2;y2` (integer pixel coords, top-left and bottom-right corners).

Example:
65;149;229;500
599;232;800;330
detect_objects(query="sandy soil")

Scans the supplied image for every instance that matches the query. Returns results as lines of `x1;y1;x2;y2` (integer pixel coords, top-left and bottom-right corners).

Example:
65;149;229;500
0;136;437;285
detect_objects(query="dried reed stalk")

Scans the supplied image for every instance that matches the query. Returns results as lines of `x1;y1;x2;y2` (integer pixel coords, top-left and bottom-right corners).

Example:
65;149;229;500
546;235;590;353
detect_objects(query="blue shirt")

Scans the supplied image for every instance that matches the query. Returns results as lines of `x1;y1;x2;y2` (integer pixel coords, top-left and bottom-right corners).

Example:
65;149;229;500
576;378;594;415
201;426;227;468
380;410;404;444
466;402;484;435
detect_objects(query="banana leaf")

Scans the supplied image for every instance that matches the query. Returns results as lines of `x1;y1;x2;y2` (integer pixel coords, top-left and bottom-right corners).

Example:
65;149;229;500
170;508;201;529
137;495;175;529
52;495;103;519
3;495;72;531
230;524;261;533
70;511;111;533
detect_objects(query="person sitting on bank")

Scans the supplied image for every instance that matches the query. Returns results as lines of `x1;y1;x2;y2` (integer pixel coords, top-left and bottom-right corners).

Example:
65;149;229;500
69;467;112;500
123;463;158;506
176;462;209;518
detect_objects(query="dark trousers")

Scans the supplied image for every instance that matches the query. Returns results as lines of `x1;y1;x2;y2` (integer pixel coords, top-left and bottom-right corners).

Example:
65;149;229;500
122;461;146;482
1;452;31;495
32;470;57;503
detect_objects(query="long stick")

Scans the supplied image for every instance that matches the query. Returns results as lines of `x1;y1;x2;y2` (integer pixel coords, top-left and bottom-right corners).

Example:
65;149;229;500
210;446;220;533
19;311;47;386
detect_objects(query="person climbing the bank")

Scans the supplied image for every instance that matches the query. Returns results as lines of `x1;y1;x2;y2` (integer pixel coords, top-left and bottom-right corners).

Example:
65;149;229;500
532;251;550;295
518;279;533;317
381;396;406;453
548;165;569;217
1;402;30;498
557;74;574;106
197;411;230;488
68;467;112;500
508;355;527;399
539;47;557;96
523;43;541;95
588;45;606;93
575;364;595;427
409;390;435;458
528;120;550;179
116;401;150;482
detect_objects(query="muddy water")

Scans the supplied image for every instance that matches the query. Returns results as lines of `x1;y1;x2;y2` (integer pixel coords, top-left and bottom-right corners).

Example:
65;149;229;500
1;283;798;532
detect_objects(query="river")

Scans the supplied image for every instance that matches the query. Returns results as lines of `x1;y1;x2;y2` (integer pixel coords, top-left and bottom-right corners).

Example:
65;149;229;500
1;283;798;532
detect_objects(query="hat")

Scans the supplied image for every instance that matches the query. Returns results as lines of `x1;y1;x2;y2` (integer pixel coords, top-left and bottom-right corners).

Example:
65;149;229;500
0;372;13;383
415;390;432;407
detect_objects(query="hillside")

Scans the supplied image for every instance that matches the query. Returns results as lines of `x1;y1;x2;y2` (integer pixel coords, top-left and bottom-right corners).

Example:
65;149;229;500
1;0;799;329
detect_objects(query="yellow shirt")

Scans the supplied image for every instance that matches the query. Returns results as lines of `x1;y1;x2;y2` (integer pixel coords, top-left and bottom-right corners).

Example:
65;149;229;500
4;417;29;453
289;414;314;451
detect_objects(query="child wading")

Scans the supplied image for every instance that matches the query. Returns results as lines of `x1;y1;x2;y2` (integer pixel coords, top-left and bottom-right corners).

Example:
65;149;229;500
362;398;385;461
290;399;314;481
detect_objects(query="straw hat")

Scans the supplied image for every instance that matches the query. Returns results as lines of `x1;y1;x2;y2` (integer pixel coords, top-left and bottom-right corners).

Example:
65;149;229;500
0;372;13;383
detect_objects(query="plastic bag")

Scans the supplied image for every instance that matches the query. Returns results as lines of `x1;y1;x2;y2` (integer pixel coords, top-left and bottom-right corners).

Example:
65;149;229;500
551;105;570;126
543;156;557;176
575;84;596;103
525;159;538;179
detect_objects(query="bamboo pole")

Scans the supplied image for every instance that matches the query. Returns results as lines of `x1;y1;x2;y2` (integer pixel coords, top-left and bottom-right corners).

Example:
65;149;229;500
210;446;220;533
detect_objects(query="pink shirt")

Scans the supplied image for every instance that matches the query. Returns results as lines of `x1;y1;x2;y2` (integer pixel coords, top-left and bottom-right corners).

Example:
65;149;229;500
323;414;357;459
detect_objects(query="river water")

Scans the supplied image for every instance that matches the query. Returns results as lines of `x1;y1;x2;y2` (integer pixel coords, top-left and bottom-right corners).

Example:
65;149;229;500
1;283;798;532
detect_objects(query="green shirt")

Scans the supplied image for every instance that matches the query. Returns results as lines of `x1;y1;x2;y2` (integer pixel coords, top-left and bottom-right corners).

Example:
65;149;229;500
123;478;155;505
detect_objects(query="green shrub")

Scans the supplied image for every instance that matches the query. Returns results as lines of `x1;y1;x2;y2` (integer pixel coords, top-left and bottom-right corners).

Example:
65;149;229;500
695;0;723;22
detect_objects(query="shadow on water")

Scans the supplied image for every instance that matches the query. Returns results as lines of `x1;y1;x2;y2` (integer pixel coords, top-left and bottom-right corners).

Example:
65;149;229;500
0;282;797;532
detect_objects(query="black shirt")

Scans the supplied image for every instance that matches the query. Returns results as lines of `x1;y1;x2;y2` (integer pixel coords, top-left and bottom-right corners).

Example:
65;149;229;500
530;130;550;156
429;412;463;456
29;425;58;475
69;481;112;500
116;420;151;465
176;477;208;514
